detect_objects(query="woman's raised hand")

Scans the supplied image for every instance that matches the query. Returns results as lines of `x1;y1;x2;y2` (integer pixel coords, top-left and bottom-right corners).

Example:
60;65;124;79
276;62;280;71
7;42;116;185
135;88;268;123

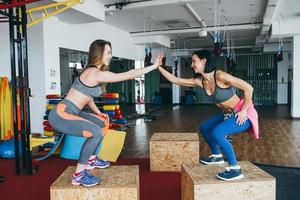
153;53;163;68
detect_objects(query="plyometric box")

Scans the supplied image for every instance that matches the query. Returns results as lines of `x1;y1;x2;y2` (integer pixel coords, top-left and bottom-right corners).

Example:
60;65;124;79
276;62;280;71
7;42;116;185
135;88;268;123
181;161;276;200
150;133;199;172
50;165;139;200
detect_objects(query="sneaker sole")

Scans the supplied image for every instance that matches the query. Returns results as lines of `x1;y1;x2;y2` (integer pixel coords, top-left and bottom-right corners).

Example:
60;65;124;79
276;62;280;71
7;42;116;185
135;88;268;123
216;174;244;181
86;164;110;170
72;181;100;187
200;160;225;165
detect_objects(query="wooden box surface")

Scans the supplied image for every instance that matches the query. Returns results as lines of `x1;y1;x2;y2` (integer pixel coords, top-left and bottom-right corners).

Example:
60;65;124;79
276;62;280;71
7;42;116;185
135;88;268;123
181;161;276;200
50;165;139;200
150;133;199;172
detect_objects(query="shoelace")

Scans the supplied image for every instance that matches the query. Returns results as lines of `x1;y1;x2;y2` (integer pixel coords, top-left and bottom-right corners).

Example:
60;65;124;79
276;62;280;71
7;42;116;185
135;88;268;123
221;167;234;175
73;172;83;181
96;158;109;165
92;158;103;165
73;169;94;181
225;167;232;171
82;169;95;178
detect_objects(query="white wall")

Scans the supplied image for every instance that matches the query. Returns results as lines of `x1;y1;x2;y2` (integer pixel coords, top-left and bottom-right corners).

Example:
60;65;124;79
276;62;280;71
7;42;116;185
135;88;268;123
27;22;46;133
44;17;61;95
58;21;144;61
292;35;300;117
264;43;291;104
277;52;290;104
0;23;11;78
54;0;105;22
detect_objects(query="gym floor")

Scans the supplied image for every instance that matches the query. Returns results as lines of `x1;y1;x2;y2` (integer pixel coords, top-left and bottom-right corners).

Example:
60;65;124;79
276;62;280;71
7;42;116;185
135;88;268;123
120;104;300;168
1;104;300;200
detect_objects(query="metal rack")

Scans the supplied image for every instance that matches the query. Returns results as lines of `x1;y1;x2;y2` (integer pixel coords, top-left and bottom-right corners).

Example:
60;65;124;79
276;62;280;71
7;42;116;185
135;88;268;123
1;0;84;176
0;0;34;175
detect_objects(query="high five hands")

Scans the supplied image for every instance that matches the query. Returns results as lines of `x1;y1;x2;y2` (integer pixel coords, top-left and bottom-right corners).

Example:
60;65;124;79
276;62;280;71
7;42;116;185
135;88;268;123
153;52;164;68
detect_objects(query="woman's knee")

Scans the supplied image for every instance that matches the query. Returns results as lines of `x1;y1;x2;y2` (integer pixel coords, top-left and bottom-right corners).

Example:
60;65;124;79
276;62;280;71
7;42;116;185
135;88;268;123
210;128;225;142
90;116;105;128
83;126;102;139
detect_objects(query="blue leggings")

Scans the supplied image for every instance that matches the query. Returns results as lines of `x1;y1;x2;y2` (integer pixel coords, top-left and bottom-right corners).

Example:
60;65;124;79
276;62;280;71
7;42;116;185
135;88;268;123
199;114;251;165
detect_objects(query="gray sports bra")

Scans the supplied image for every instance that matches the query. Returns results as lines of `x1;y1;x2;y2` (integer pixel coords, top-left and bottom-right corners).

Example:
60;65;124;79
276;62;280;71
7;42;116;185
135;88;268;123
71;66;103;98
202;70;235;104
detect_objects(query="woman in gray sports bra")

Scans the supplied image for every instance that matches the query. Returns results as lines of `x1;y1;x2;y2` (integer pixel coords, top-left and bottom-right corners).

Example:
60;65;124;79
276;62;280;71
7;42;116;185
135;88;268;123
49;40;163;187
158;50;258;181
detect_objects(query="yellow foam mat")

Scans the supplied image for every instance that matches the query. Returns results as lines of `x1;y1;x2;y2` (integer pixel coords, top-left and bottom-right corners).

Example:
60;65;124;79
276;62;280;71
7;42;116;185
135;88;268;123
30;136;54;150
98;129;126;162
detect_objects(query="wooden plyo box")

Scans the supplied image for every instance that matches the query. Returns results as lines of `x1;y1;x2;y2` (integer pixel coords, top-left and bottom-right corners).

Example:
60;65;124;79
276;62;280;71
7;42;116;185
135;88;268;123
181;161;276;200
50;165;139;200
150;133;199;172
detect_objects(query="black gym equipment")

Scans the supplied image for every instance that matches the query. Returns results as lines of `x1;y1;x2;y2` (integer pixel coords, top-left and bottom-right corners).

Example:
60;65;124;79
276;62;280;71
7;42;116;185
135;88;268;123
0;3;33;175
276;45;284;62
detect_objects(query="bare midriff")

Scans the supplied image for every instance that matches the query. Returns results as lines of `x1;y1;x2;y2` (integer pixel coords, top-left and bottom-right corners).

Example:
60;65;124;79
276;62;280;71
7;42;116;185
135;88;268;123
64;88;92;110
215;95;240;113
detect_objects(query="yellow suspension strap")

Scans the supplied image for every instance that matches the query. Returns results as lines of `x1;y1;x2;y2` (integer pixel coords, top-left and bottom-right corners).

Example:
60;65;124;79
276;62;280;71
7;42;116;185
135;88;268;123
26;0;84;28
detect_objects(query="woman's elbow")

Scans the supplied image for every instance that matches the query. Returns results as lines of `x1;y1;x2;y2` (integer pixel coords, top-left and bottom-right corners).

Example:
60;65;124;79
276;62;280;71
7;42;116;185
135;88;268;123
246;84;253;95
249;85;253;92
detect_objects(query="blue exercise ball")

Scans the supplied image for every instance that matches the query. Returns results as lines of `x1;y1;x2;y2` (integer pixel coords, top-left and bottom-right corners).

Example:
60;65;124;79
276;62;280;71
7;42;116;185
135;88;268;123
0;139;22;159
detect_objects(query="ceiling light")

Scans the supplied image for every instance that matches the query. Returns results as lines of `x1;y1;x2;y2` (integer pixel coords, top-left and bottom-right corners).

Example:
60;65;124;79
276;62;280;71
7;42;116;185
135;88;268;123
199;29;207;37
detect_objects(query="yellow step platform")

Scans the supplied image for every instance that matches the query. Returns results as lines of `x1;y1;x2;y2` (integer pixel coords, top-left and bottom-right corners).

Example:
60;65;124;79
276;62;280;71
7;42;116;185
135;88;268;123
30;136;54;151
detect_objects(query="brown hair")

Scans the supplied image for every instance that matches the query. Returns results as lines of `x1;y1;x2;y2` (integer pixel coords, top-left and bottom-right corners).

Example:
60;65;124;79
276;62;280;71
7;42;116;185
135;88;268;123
88;39;111;71
87;39;112;93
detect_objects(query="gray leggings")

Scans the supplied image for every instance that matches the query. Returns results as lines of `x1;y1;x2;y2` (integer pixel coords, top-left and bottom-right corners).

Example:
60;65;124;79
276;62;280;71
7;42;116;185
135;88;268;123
49;99;104;164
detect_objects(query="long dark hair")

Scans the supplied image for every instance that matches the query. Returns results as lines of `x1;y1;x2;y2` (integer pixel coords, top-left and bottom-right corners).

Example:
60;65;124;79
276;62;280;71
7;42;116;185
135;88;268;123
88;39;111;71
192;50;216;73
